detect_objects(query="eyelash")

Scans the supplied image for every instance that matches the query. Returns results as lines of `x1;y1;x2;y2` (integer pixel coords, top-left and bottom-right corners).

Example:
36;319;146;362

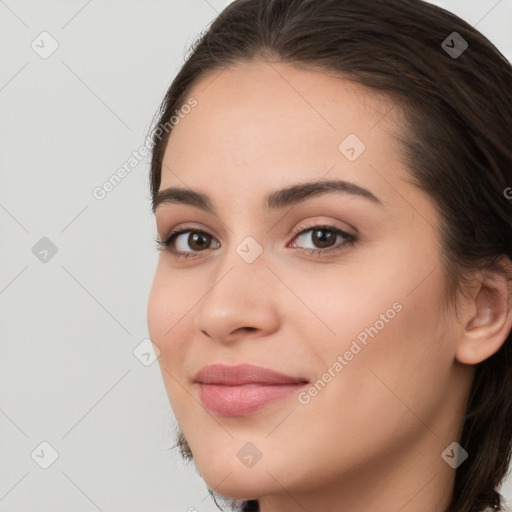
155;223;357;260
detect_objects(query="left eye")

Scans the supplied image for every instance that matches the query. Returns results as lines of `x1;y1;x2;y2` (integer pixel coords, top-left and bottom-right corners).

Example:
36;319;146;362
290;225;356;253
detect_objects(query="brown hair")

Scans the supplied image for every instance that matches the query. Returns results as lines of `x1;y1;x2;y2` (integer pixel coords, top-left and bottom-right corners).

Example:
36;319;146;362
148;1;512;511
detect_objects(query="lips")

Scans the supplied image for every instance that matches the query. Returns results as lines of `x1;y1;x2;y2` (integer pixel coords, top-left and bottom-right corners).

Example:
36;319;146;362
194;363;309;416
194;363;308;385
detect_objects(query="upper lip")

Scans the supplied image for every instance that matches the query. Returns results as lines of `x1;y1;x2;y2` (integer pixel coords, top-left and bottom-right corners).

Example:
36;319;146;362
194;363;309;386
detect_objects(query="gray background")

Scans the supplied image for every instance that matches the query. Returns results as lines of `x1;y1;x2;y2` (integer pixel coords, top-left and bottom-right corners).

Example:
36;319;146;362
1;1;511;511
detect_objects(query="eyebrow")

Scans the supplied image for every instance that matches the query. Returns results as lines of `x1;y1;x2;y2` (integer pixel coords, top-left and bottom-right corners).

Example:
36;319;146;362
152;179;382;214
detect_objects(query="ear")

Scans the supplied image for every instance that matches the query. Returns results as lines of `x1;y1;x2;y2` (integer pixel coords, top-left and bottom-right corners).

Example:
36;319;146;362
455;257;512;365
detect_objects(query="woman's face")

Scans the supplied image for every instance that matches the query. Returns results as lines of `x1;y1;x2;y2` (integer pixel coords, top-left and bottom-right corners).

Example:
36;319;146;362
147;60;471;509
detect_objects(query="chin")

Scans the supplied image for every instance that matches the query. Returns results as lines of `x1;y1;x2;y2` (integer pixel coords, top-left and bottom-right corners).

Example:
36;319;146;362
193;454;281;500
202;477;266;502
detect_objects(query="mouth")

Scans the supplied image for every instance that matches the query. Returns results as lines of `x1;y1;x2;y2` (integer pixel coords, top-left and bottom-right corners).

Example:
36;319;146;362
193;363;309;417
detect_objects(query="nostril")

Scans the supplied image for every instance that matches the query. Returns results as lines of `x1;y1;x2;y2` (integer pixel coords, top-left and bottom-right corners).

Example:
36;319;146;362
238;327;257;334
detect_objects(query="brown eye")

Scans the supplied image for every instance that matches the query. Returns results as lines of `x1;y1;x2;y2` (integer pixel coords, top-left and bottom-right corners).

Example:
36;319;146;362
157;229;220;259
183;232;213;251
290;224;356;255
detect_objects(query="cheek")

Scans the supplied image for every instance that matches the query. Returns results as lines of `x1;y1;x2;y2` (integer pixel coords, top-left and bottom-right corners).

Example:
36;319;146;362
277;246;434;360
148;280;193;421
147;278;172;350
309;266;451;435
277;269;452;485
291;240;451;420
147;266;192;376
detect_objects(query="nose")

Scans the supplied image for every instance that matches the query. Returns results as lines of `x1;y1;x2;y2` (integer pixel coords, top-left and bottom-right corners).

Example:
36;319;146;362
193;254;280;344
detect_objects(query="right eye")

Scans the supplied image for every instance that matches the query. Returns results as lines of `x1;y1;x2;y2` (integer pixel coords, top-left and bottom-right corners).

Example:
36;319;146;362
156;229;220;259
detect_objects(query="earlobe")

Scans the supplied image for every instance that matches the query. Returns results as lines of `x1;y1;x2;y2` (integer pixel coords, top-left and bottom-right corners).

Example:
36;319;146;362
455;262;512;366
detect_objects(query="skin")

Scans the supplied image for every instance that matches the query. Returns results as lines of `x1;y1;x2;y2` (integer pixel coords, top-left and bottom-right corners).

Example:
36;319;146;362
147;59;511;512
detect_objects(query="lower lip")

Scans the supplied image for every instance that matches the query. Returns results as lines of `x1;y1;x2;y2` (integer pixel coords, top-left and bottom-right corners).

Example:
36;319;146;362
197;383;307;416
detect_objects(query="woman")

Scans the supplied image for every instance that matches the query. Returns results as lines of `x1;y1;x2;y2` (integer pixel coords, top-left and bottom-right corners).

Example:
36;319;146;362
146;1;512;511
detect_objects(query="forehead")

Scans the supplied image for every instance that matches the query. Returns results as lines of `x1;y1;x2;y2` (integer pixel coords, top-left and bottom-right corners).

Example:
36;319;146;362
160;59;407;209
